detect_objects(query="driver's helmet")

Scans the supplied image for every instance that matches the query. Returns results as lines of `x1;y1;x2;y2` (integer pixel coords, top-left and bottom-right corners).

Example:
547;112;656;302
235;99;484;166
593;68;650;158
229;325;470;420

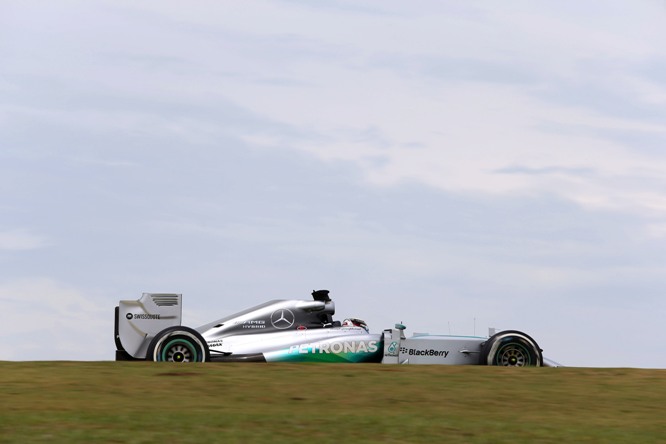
342;318;369;332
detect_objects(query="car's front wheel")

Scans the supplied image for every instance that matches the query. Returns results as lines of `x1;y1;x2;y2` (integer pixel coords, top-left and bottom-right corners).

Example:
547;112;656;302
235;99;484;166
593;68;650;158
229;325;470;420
146;326;210;362
479;330;543;367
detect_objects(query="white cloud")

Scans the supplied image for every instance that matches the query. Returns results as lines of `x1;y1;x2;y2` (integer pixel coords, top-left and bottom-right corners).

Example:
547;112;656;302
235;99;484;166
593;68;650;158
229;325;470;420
162;3;663;222
239;74;666;218
6;2;664;223
645;223;666;239
0;229;51;251
0;279;109;360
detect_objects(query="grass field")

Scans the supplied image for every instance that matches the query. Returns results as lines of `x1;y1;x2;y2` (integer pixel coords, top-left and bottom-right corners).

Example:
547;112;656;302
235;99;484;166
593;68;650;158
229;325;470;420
1;362;664;443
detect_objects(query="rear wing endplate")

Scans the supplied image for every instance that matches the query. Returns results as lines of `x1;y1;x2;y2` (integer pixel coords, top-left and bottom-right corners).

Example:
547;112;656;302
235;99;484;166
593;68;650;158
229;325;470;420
115;293;182;359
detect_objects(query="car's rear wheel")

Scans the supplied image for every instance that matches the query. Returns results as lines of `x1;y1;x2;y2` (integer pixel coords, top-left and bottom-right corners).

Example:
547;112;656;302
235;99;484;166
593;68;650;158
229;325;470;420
480;330;543;367
147;326;210;362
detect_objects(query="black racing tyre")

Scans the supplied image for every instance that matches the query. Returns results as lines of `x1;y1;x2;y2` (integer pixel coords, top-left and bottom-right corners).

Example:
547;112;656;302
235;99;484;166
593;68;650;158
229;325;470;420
479;330;543;367
146;326;210;362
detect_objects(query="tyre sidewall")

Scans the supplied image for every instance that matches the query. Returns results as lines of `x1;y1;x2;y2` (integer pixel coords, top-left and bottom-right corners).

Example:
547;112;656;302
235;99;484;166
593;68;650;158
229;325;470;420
146;326;210;362
480;330;543;367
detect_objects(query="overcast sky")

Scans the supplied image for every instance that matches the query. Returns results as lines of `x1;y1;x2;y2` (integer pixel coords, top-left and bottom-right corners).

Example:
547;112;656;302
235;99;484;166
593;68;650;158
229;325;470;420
1;1;665;367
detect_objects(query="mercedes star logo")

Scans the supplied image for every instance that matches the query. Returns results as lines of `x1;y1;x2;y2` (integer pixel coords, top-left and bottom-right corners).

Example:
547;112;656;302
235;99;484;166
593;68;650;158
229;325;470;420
270;308;295;329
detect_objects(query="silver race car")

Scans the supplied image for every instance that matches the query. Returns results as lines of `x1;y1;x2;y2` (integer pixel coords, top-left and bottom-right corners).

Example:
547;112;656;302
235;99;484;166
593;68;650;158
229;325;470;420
115;290;556;366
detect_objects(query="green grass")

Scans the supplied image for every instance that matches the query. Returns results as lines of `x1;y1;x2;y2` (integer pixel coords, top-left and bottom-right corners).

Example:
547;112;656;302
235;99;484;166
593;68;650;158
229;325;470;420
1;362;664;443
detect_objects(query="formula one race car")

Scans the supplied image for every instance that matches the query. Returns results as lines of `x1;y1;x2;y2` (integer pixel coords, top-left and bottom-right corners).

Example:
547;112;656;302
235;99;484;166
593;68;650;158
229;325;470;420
114;290;556;366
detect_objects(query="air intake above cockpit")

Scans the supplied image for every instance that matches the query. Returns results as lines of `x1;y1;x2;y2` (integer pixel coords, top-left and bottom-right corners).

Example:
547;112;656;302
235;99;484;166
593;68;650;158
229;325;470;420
312;289;331;302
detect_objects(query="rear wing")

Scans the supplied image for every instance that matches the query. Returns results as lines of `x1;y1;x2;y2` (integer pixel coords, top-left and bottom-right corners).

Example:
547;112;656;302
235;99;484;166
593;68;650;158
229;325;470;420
115;293;182;360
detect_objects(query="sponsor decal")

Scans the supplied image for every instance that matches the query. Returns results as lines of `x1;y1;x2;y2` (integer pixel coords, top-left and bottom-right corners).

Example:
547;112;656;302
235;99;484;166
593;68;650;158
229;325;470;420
288;341;379;355
401;347;449;358
271;309;295;329
296;325;307;330
386;341;399;356
233;320;266;329
207;340;224;348
126;313;161;320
